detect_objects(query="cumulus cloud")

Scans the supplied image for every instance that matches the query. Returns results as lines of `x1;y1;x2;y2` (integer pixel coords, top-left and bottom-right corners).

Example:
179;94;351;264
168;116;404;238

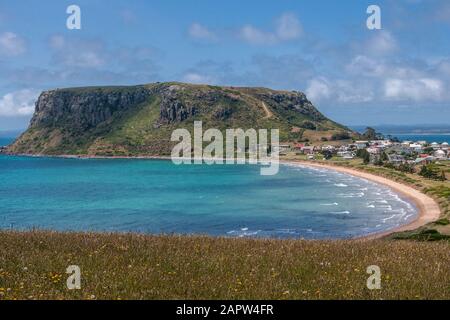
306;77;374;104
239;13;302;45
188;23;217;41
367;31;398;55
239;25;278;45
306;78;331;102
0;32;26;56
0;89;39;117
182;72;215;84
49;35;105;68
275;13;303;40
384;78;444;102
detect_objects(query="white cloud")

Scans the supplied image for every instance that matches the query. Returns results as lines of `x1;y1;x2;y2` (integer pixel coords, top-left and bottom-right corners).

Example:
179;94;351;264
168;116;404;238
188;23;217;41
306;78;331;102
346;55;386;77
48;35;65;49
275;13;303;40
239;25;278;45
49;35;105;68
364;31;398;56
182;72;215;84
306;77;375;104
0;89;39;117
0;32;26;56
239;13;302;45
384;78;444;102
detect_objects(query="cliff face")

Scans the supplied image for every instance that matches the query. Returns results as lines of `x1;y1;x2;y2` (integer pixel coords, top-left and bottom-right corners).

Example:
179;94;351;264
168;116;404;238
8;82;353;156
30;87;150;131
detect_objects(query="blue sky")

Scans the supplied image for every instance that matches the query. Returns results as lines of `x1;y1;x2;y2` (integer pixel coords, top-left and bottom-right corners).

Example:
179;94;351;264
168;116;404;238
0;0;450;130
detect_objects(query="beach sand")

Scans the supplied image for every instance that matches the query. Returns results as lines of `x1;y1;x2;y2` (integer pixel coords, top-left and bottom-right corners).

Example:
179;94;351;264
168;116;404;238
286;160;441;239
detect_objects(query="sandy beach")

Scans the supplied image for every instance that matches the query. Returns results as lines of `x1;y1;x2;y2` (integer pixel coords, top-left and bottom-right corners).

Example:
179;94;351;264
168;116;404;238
285;160;441;239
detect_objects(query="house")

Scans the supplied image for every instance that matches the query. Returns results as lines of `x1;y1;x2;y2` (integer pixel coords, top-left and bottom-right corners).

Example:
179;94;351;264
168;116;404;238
367;146;382;154
301;146;315;154
279;144;291;152
441;142;449;150
272;144;290;153
434;149;447;160
431;142;440;150
415;156;435;165
355;141;369;149
321;145;335;152
387;154;405;164
339;151;355;159
409;143;423;152
386;145;413;155
401;141;412;147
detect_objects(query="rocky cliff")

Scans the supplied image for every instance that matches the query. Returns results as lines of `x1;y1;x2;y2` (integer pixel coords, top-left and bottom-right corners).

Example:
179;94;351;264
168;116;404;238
8;82;354;156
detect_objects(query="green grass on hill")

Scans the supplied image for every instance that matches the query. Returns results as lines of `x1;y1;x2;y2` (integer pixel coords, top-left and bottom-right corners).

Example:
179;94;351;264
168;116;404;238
0;231;449;300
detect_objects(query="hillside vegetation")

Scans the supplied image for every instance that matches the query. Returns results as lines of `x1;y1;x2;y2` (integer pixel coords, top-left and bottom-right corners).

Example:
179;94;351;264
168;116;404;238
8;82;354;156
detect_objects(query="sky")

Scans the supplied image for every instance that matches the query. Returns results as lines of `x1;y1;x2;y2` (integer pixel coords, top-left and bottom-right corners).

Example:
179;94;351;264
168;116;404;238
0;0;449;131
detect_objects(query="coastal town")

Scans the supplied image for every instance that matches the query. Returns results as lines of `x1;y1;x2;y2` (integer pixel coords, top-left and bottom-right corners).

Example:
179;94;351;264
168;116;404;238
278;128;449;181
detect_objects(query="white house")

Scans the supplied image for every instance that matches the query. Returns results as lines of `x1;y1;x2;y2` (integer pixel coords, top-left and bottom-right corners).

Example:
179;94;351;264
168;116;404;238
367;147;382;154
434;149;446;160
355;141;368;149
409;143;423;152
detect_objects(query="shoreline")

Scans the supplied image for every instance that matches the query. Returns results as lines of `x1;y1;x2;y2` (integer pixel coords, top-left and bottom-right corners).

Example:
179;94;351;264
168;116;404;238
285;160;441;239
1;153;442;240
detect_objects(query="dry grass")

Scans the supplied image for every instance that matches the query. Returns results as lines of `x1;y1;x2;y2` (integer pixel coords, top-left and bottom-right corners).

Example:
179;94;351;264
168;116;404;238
0;231;449;300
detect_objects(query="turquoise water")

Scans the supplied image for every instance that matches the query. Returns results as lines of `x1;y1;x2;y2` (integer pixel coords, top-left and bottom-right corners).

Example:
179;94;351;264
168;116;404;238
0;156;417;239
0;137;14;147
390;134;450;143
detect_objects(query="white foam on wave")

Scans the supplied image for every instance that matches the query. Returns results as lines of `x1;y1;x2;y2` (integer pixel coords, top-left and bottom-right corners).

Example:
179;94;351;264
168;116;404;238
338;192;365;198
227;229;261;237
382;214;396;223
334;183;348;187
320;202;339;206
330;210;350;215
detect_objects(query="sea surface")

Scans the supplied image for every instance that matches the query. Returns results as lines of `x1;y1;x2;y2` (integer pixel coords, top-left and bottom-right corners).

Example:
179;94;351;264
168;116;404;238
0;137;14;147
388;134;450;144
0;156;417;239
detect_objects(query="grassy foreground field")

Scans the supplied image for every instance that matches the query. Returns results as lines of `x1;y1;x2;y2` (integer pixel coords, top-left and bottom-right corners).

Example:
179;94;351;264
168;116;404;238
0;231;449;300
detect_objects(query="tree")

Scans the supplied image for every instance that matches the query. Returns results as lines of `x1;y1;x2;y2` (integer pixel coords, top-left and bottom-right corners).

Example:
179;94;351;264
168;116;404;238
321;150;333;160
419;165;445;181
362;127;377;140
356;149;370;164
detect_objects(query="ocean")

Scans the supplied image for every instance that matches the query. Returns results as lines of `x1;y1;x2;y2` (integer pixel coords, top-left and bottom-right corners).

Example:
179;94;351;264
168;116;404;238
0;156;417;239
0;137;14;147
388;134;450;143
